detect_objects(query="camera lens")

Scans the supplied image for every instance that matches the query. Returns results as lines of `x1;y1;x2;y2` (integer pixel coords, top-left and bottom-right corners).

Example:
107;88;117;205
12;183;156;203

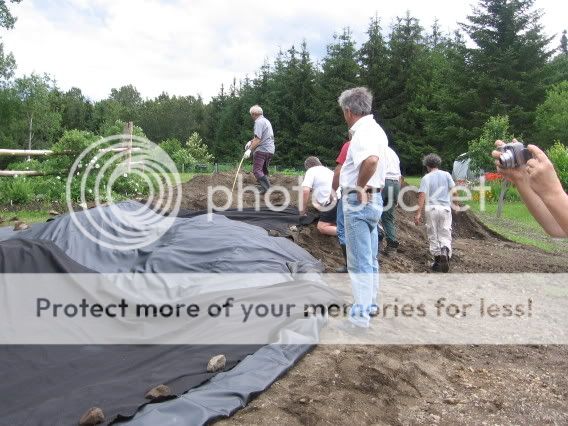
499;151;514;168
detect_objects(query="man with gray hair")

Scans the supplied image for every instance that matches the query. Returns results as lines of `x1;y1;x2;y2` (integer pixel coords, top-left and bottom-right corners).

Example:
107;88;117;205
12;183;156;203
338;87;388;330
244;105;275;194
414;153;455;273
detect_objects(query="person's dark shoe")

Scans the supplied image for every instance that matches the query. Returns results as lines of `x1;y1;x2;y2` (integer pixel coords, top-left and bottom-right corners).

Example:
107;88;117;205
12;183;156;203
383;240;399;256
258;176;270;194
335;244;348;273
439;247;450;273
432;256;441;272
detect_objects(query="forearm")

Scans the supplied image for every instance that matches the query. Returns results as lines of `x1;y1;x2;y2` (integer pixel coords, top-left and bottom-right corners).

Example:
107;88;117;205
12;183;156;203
250;137;261;150
332;165;341;191
356;156;379;189
417;192;426;212
539;187;568;237
515;179;568;237
300;188;311;214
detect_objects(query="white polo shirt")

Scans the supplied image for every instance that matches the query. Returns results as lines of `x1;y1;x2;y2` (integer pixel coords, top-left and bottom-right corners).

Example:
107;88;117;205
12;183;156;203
339;115;388;189
385;146;401;181
302;165;334;205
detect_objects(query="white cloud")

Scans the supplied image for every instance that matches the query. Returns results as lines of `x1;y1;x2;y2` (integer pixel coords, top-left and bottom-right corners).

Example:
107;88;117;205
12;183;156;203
1;0;566;101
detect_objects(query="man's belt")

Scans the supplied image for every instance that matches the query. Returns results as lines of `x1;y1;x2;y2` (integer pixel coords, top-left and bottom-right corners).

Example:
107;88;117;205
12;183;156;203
345;187;382;196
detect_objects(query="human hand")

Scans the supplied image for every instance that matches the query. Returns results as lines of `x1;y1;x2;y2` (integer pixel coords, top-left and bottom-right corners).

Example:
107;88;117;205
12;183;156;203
491;139;528;184
245;141;252;150
525;144;565;199
244;149;252;159
357;189;368;204
414;212;422;226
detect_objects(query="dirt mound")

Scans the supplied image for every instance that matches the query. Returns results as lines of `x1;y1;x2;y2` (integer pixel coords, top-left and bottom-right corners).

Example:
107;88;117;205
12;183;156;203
222;344;568;425
179;172;302;211
177;173;568;425
178;173;568;273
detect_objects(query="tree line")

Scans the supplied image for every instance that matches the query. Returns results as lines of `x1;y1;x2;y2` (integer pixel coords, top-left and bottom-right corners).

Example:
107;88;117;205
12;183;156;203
1;0;567;173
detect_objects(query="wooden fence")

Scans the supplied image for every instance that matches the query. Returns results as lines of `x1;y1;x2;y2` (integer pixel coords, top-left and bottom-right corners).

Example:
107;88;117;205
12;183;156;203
0;122;141;177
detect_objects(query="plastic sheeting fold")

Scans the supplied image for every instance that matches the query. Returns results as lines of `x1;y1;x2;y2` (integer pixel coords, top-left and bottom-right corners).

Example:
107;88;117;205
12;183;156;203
0;201;325;425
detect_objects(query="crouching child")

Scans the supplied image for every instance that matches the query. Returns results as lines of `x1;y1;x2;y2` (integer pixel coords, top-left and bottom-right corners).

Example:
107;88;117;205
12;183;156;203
414;154;455;272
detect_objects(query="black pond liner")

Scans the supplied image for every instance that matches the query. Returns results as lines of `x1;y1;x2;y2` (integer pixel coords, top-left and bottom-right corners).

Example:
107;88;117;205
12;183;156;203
0;202;327;425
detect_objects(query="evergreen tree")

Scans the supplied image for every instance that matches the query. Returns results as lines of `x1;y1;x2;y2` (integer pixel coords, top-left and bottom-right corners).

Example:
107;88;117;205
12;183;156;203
383;13;430;169
461;0;553;137
359;16;389;119
421;30;478;168
313;28;360;165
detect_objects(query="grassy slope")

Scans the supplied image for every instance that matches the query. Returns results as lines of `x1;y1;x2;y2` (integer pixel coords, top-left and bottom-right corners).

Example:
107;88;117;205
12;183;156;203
467;202;568;253
404;175;567;253
0;210;51;224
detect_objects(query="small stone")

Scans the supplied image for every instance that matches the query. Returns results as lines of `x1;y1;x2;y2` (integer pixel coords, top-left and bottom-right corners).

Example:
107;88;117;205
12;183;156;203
145;384;172;400
207;354;226;373
333;349;341;356
79;407;105;425
299;397;307;404
443;397;460;405
48;210;60;216
13;221;29;231
268;230;279;237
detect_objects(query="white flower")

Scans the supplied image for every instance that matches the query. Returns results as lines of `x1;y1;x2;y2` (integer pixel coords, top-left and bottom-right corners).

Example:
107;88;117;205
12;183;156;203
56;176;61;180
123;173;128;178
95;164;100;169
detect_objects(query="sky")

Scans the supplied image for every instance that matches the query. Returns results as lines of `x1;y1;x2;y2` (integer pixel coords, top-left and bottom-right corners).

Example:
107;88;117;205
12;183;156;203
1;0;566;101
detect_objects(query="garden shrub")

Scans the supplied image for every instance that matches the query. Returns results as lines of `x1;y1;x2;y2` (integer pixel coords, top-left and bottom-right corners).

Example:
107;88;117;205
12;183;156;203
547;141;568;190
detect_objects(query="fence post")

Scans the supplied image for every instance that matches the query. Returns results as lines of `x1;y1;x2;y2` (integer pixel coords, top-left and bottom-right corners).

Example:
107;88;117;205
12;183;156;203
496;180;509;218
127;121;133;172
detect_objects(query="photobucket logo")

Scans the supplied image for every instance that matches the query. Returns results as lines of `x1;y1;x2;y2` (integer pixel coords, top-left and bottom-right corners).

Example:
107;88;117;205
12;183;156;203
205;176;492;218
207;175;300;219
65;134;181;250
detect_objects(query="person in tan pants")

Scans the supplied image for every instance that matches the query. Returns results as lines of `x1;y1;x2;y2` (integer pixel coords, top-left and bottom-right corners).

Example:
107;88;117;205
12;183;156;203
414;154;455;272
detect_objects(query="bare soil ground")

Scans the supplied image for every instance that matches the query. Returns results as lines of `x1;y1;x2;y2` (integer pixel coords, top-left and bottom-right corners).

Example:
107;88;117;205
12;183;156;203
180;173;568;425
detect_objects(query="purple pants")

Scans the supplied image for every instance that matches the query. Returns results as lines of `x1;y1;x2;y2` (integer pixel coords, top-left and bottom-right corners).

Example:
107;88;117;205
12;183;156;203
252;151;273;179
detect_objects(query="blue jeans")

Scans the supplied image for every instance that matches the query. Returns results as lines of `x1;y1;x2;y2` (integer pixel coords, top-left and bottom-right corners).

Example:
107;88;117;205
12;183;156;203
336;197;345;246
343;192;383;328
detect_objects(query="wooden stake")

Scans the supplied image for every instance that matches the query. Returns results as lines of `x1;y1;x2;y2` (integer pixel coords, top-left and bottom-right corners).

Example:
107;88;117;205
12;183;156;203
496;179;509;218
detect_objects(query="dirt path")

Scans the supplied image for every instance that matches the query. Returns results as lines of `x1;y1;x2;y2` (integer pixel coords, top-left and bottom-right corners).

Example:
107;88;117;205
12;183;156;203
179;173;568;425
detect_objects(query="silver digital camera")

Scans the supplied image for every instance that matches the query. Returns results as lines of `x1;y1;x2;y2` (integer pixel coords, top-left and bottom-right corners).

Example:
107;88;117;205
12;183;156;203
498;141;532;169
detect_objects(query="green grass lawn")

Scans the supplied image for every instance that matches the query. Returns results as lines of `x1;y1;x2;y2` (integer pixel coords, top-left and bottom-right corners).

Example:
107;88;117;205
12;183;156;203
467;201;568;253
177;172;194;183
403;176;421;187
0;209;51;225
